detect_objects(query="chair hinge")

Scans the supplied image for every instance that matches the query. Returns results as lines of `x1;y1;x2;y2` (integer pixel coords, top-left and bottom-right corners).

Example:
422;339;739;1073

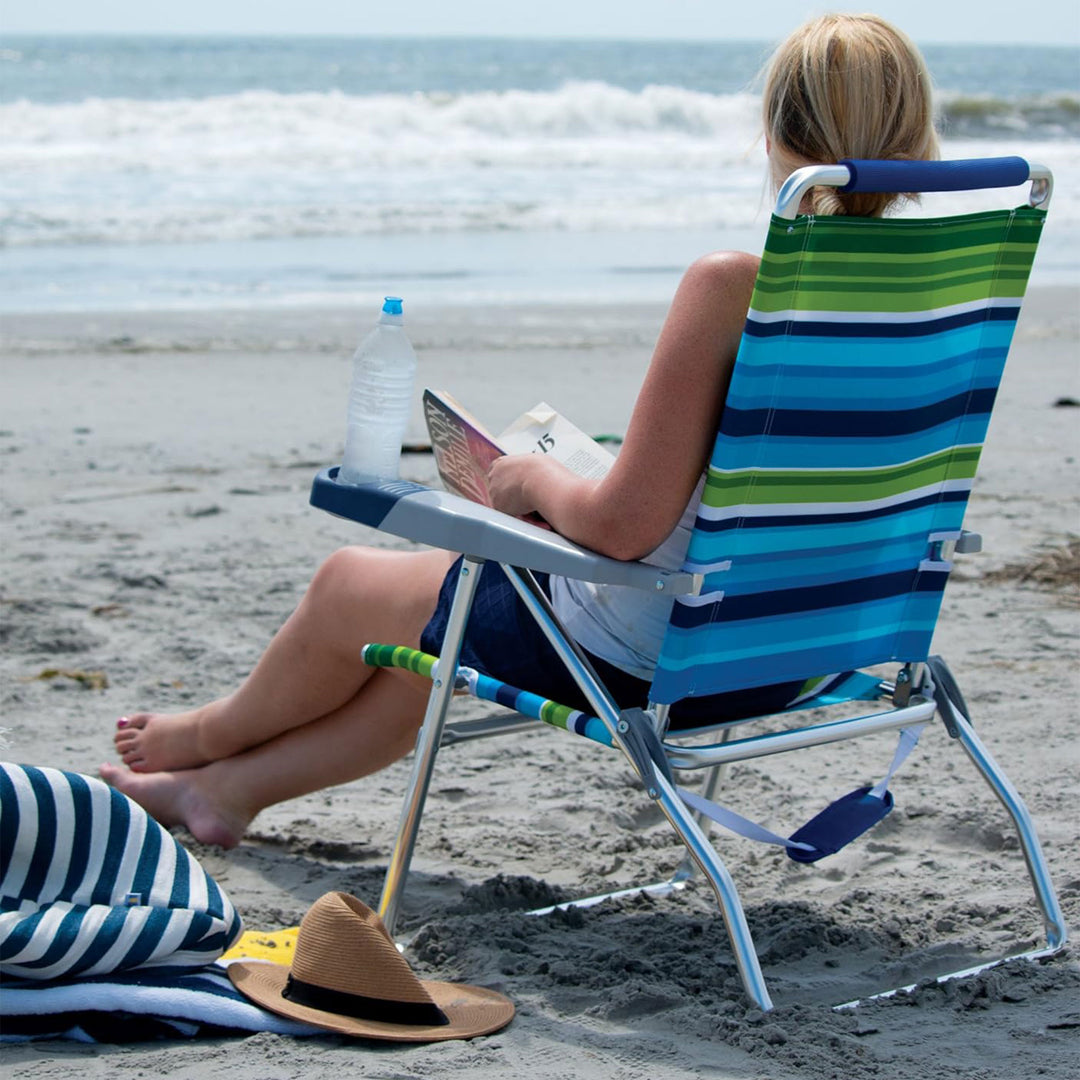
891;662;928;708
616;708;675;799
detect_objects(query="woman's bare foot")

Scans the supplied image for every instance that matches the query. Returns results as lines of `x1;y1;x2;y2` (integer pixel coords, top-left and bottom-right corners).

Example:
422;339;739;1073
98;761;252;849
113;703;230;773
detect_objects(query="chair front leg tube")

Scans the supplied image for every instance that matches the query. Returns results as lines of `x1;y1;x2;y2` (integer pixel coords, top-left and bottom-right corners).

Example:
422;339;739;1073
379;555;485;935
650;766;774;1011
502;563;774;1010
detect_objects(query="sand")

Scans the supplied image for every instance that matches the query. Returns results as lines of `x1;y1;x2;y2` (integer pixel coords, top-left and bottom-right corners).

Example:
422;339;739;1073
1;290;1078;1078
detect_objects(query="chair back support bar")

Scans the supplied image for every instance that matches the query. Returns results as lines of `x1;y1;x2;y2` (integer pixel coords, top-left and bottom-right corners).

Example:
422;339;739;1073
650;202;1046;704
775;158;1052;218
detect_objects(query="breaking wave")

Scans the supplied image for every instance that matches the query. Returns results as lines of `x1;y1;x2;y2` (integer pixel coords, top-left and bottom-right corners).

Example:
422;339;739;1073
2;82;1077;248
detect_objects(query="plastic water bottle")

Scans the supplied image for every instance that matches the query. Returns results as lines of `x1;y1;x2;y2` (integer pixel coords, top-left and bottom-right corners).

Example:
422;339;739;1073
339;296;418;484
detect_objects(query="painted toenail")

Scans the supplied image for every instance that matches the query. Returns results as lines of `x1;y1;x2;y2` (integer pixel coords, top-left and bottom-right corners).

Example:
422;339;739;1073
117;717;129;728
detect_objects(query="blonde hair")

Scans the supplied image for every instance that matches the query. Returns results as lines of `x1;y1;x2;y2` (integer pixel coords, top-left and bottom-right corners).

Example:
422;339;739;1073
762;13;939;217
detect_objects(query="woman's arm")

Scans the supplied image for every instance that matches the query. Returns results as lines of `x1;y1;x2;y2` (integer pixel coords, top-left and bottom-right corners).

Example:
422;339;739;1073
486;250;760;560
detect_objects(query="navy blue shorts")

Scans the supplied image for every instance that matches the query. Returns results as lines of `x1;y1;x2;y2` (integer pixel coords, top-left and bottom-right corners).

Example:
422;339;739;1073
420;556;806;731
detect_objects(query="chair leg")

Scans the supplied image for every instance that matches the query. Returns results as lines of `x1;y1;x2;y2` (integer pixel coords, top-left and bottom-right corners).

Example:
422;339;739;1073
672;729;733;882
500;564;775;1009
378;556;485;936
650;770;775;1011
946;702;1068;951
836;680;1069;1010
524;741;777;1010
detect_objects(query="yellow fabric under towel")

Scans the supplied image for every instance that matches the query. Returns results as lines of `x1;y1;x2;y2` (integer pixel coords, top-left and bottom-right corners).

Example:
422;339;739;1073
220;927;298;965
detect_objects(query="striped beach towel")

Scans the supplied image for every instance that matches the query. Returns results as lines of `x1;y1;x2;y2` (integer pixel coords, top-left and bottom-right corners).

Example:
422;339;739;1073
651;206;1045;703
1;762;243;980
1;960;324;1042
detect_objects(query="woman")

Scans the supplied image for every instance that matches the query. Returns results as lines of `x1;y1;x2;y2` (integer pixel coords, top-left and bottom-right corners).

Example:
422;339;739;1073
102;14;938;848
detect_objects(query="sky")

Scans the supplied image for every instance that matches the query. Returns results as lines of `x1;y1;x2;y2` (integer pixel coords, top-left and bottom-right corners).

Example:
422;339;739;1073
3;0;1079;46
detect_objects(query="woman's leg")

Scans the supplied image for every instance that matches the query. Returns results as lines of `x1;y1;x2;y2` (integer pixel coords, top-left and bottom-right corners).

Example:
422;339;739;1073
113;545;456;772
100;663;433;849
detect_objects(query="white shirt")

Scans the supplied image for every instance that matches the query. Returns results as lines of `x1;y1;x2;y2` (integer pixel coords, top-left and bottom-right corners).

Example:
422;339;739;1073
549;475;704;680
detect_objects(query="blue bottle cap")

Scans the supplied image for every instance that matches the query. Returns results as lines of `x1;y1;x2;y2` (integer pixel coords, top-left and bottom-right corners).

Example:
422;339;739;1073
382;297;404;315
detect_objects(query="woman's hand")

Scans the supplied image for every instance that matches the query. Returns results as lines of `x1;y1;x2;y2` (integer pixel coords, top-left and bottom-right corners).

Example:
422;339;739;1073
487;453;566;518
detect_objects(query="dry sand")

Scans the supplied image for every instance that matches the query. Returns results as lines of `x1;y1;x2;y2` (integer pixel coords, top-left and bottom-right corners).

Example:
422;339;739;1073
1;290;1078;1078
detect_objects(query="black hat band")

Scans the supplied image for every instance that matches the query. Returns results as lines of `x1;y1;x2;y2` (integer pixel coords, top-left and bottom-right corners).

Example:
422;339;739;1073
282;974;450;1027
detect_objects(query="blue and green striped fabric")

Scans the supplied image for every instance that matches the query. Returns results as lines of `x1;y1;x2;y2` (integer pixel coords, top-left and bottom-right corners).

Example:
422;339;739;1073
651;206;1045;703
1;763;243;980
362;643;618;746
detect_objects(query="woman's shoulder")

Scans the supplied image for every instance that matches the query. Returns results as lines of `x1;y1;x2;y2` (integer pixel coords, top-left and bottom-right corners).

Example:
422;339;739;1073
683;249;761;289
673;249;761;313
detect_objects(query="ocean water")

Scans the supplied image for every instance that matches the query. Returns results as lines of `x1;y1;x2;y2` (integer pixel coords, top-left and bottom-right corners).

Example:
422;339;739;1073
1;36;1078;313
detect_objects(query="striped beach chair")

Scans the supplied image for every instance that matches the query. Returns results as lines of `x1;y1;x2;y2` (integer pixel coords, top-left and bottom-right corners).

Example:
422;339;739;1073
310;157;1067;1010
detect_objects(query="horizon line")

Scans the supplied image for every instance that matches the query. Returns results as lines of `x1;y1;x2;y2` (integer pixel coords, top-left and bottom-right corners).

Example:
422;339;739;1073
2;29;1077;48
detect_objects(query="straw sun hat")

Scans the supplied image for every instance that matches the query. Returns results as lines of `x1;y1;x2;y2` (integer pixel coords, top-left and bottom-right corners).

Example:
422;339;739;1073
227;892;514;1041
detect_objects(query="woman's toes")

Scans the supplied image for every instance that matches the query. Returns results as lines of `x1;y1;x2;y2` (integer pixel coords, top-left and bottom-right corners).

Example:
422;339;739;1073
98;762;123;785
117;734;140;755
114;714;150;746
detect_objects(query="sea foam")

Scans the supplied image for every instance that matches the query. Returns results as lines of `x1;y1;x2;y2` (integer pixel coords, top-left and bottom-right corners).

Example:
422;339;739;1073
1;83;1077;250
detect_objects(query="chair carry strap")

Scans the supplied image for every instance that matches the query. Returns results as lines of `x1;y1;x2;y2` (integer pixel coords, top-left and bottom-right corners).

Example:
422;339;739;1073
870;725;923;799
677;725;925;862
677;785;817;853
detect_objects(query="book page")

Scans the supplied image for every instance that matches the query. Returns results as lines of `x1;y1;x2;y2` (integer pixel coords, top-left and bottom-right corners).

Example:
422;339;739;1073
498;403;616;479
423;391;616;512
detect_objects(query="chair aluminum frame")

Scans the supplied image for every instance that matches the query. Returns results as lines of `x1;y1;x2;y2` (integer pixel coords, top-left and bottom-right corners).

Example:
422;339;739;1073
313;160;1066;1012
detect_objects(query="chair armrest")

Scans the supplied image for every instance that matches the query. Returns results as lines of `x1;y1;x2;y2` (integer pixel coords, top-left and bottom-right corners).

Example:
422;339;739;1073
310;468;700;594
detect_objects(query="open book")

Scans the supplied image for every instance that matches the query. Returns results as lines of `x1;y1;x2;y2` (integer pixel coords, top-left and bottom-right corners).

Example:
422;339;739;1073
422;388;616;506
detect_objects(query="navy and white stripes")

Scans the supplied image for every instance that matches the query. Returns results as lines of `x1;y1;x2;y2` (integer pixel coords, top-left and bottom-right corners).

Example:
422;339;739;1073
1;763;242;980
